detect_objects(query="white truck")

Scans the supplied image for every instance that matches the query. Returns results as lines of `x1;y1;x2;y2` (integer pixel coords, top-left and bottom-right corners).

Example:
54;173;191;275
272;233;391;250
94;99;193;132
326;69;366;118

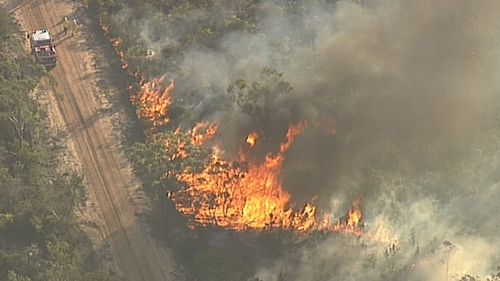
28;29;57;67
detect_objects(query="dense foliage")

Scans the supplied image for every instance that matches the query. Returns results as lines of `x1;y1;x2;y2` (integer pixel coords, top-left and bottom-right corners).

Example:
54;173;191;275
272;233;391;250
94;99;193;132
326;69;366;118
0;9;118;281
90;0;303;279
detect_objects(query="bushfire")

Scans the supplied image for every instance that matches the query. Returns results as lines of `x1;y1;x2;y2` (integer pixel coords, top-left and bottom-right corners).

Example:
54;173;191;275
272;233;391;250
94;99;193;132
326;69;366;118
133;78;174;127
169;123;363;235
98;18;363;236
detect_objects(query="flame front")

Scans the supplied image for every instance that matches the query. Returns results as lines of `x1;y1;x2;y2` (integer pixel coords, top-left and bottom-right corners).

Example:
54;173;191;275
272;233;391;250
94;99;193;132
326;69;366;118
98;19;364;235
169;123;363;234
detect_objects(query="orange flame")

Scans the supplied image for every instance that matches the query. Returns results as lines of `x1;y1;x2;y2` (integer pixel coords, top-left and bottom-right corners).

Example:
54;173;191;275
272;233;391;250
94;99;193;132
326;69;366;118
347;198;362;227
191;122;219;146
332;197;363;237
161;131;189;161
134;78;174;127
160;122;218;162
98;19;134;79
99;15;364;235
246;131;258;147
169;123;363;235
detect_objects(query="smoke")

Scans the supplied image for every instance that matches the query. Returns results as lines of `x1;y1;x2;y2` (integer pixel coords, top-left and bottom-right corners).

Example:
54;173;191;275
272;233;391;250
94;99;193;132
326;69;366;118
115;0;500;279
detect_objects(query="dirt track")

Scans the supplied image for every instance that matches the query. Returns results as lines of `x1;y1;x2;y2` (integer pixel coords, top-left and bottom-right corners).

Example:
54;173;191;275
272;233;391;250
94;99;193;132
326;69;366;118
11;0;175;280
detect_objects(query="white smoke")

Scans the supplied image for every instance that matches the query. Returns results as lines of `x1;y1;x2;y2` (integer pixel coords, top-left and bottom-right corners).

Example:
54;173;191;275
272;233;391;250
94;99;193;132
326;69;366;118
111;0;500;279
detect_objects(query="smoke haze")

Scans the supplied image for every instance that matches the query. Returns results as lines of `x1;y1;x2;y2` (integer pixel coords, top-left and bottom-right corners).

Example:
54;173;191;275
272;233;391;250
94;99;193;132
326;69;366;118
116;0;500;279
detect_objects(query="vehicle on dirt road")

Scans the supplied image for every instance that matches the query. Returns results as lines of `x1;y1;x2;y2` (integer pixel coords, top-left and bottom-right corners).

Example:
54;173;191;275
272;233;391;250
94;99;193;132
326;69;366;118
28;29;57;67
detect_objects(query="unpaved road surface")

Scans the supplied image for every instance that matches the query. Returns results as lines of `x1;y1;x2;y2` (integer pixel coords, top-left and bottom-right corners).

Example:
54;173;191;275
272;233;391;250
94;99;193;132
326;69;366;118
10;0;176;280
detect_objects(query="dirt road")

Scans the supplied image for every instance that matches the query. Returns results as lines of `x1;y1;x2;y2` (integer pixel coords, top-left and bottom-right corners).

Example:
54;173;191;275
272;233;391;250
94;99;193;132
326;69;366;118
11;0;176;280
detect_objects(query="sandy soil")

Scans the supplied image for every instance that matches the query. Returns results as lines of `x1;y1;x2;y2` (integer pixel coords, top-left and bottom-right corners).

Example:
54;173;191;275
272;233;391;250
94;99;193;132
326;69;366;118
35;77;122;276
5;0;178;280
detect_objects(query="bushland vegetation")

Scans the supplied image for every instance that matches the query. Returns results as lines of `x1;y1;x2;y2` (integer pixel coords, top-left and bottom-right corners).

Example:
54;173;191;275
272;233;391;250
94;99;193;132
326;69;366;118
88;0;500;280
0;9;120;281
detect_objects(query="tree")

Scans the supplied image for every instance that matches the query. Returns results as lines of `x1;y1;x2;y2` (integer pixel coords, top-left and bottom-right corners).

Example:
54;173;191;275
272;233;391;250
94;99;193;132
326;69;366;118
129;131;210;192
227;67;293;126
0;10;120;281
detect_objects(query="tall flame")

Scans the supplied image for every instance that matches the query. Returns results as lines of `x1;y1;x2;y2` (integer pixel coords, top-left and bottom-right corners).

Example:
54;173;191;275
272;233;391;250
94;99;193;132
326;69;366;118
134;78;174;127
169;123;363;235
347;198;362;227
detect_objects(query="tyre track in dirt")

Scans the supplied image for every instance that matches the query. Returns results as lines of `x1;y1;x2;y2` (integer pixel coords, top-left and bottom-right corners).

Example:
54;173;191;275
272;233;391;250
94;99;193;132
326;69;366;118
16;0;174;280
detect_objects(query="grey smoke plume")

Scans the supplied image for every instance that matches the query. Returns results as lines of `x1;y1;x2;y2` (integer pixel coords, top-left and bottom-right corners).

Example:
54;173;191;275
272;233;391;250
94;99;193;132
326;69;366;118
115;0;500;279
